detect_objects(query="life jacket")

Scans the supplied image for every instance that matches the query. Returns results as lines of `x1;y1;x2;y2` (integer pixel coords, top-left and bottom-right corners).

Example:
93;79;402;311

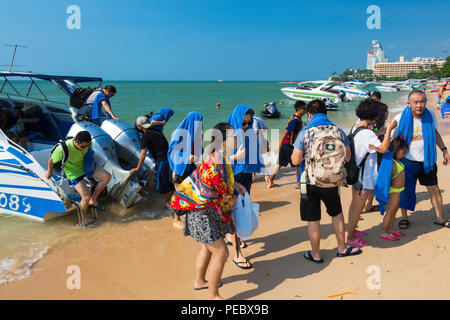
283;113;303;145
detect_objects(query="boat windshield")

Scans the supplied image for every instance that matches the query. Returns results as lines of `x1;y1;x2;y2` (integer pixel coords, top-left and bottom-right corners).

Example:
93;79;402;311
296;82;324;90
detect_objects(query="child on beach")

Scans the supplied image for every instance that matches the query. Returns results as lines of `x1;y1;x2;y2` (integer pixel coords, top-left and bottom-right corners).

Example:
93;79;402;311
373;136;409;241
347;99;397;247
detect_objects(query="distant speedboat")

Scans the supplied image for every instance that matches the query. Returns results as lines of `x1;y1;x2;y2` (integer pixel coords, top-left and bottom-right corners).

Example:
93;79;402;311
217;79;224;82
334;83;369;99
281;81;343;103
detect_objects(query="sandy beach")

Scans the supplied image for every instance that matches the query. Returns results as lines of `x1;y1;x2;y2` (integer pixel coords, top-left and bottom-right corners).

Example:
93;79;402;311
0;92;449;300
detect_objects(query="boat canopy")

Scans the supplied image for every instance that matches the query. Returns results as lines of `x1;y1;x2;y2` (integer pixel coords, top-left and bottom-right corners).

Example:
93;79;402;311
0;72;102;83
0;71;102;103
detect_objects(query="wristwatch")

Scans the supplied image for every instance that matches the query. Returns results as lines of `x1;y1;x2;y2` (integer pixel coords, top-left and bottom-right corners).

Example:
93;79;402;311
441;146;447;152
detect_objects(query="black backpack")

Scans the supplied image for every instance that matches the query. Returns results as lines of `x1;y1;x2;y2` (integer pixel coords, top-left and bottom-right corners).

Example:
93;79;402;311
344;126;369;185
50;140;70;175
70;87;98;109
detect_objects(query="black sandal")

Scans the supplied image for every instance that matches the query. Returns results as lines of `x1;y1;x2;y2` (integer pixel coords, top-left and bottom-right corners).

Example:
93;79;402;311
399;219;410;229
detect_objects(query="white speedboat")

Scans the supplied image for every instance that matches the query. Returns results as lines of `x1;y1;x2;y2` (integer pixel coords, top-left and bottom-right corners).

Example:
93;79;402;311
0;72;155;222
281;81;345;103
334;83;369;99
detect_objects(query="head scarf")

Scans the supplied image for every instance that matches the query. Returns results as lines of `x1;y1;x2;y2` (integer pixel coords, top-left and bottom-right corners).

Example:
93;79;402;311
168;111;203;176
149;107;174;132
227;105;264;175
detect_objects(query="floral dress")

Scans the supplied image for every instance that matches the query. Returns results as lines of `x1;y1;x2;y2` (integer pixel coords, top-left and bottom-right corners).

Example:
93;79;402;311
171;152;236;243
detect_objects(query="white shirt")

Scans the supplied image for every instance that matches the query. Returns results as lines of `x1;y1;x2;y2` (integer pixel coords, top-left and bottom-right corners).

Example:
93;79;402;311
351;126;381;190
391;110;439;162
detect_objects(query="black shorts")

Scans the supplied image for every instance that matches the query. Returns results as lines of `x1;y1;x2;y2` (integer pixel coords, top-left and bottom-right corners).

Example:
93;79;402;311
410;161;438;186
279;144;296;167
300;185;343;221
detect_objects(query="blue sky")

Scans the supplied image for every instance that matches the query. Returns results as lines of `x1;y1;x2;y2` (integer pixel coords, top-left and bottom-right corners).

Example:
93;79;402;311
1;0;449;80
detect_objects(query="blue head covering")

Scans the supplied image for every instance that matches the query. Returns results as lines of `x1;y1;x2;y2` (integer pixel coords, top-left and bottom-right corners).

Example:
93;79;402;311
149;107;174;132
168;111;203;176
227;105;264;175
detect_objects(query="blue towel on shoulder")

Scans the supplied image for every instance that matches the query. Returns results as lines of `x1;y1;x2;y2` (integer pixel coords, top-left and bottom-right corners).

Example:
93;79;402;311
397;106;436;173
374;151;393;215
84;149;97;179
302;113;335;131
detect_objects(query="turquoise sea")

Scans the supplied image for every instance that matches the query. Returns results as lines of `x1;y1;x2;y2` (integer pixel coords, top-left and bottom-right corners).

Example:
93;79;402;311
0;80;409;285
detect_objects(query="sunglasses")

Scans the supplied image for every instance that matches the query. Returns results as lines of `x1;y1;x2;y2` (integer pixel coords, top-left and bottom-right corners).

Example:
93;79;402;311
242;120;253;127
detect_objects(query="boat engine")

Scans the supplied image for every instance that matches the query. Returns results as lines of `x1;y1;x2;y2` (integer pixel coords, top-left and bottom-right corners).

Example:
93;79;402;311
100;119;155;190
66;121;146;208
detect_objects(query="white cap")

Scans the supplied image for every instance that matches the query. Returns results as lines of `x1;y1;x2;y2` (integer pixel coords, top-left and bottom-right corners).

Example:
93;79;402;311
135;116;151;129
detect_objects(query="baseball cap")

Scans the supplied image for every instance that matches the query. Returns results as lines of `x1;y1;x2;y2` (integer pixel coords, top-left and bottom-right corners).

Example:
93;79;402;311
135;116;151;129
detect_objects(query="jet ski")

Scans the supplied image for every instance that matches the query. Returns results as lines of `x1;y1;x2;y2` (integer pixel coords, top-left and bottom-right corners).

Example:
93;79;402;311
260;102;281;118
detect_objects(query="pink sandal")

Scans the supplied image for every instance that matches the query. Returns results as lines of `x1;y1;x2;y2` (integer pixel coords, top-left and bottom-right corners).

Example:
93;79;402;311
392;230;405;237
346;237;369;247
355;230;368;237
381;233;399;241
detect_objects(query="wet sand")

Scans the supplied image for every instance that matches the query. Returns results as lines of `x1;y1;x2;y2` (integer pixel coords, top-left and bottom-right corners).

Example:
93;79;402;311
1;92;449;300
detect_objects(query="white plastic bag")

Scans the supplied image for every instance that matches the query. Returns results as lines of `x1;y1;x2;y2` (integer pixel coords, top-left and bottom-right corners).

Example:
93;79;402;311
231;192;259;240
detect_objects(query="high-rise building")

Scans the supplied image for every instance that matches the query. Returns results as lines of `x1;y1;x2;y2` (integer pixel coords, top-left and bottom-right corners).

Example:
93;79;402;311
367;40;387;70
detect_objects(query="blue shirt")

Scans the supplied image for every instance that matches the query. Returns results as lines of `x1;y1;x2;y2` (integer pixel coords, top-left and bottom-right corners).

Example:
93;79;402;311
91;92;111;121
294;126;350;152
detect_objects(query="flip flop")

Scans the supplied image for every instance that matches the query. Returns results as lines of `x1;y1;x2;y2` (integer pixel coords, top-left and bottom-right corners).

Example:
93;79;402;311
194;281;223;291
433;219;450;228
381;233;399;241
346;237;369;247
355;230;368;237
232;258;252;269
398;219;410;229
267;184;279;189
303;251;323;264
336;246;362;257
226;241;248;249
89;204;105;211
392;230;405;237
364;205;379;213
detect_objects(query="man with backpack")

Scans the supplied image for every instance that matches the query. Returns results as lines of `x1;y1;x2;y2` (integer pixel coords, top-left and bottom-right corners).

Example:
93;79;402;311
45;131;112;226
291;99;361;263
76;85;119;124
266;100;306;189
346;99;397;247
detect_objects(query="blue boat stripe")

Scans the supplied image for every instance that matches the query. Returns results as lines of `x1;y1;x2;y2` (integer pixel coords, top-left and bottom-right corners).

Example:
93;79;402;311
0;184;52;191
0;159;21;165
0;168;36;177
6;147;33;164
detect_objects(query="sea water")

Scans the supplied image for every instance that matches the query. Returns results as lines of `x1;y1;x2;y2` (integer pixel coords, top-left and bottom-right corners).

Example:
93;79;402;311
0;80;409;285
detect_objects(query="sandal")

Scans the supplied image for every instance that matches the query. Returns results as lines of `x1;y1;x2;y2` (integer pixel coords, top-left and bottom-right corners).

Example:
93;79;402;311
392;230;405;237
346;237;369;247
363;205;379;213
225;241;248;249
355;230;368;237
398;219;410;229
381;233;399;241
434;219;450;228
336;246;362;257
232;258;252;269
303;251;323;264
